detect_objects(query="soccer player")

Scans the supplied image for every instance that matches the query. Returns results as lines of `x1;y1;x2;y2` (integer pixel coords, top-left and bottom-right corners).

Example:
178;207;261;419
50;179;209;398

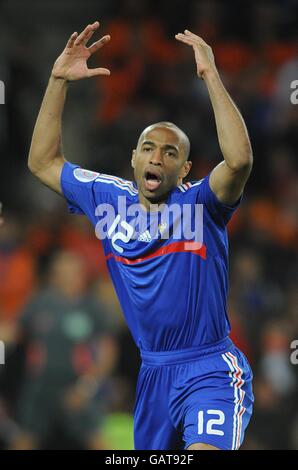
28;21;254;450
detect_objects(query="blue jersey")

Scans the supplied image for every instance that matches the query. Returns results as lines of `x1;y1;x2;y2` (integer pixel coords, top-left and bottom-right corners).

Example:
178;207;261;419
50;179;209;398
61;162;241;352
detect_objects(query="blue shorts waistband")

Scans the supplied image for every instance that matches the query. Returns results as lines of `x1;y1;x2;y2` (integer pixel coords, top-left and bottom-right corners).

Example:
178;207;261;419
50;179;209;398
140;337;234;366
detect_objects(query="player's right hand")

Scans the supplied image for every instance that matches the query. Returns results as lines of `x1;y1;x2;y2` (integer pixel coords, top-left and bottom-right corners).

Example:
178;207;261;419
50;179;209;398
51;21;111;81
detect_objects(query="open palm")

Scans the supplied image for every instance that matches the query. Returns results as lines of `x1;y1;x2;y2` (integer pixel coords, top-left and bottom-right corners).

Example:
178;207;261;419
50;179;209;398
52;21;111;81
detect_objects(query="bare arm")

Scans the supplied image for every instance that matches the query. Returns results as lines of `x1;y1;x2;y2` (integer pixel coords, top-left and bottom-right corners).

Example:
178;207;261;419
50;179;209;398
28;21;111;195
176;30;253;205
28;77;67;194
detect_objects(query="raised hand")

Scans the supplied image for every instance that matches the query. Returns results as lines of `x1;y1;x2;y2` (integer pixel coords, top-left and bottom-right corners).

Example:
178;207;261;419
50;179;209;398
175;30;216;79
52;21;111;81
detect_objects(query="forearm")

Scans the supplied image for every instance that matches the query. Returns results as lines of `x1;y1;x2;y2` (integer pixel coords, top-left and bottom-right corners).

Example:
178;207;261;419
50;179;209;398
28;76;68;174
204;69;253;170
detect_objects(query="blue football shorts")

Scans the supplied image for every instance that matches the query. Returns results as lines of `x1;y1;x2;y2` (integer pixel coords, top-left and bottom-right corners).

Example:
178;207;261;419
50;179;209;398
134;337;254;450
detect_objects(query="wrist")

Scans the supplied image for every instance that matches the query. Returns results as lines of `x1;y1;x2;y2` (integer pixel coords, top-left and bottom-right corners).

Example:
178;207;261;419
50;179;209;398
49;73;69;85
199;66;219;81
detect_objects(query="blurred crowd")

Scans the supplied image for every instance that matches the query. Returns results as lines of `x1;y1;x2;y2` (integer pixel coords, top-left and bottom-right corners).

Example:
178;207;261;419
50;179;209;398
0;0;297;449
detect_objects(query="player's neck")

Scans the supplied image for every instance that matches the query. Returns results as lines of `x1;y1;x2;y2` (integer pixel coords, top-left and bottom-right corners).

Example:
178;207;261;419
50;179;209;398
138;192;169;212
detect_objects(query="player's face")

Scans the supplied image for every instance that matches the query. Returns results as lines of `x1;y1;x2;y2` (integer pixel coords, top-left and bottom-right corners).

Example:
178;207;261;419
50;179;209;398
132;127;192;205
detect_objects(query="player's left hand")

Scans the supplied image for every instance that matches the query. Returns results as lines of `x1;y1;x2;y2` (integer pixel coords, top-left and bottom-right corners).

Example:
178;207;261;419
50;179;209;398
175;30;216;79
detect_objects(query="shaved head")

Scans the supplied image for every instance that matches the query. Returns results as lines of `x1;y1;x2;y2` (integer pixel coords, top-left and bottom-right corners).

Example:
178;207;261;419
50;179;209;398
132;122;193;208
137;122;191;161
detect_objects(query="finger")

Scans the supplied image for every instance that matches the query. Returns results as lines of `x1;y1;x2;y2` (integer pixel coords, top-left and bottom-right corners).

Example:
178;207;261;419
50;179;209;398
175;34;195;46
83;21;100;45
184;30;208;46
175;33;205;49
75;21;99;46
74;24;93;46
87;67;111;78
88;35;111;54
66;32;78;48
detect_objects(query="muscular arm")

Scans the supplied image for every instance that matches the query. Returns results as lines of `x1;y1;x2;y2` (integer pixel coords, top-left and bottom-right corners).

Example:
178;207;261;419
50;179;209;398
176;30;253;205
28;77;67;194
204;69;253;205
28;21;110;194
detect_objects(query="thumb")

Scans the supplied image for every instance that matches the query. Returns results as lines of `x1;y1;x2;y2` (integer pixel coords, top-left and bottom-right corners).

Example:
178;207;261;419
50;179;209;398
87;68;111;78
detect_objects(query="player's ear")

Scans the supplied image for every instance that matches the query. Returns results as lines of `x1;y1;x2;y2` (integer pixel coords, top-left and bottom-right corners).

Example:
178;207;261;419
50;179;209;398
180;160;192;179
131;149;136;169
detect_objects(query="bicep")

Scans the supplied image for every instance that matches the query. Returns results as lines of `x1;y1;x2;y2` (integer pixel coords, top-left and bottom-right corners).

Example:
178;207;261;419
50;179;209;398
209;160;252;205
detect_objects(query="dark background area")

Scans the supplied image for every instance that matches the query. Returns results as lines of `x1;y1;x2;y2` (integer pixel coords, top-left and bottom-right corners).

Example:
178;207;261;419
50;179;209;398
0;0;297;449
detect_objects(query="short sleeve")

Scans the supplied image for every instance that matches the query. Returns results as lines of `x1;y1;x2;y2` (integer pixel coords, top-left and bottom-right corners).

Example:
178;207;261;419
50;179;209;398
60;162;99;219
197;173;242;225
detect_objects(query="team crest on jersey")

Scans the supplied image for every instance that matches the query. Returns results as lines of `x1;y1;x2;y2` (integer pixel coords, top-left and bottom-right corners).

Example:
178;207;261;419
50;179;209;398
158;222;167;235
74;168;99;183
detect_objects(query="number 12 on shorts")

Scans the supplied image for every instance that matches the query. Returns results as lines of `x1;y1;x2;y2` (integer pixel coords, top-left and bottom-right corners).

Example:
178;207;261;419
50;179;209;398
198;409;225;436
